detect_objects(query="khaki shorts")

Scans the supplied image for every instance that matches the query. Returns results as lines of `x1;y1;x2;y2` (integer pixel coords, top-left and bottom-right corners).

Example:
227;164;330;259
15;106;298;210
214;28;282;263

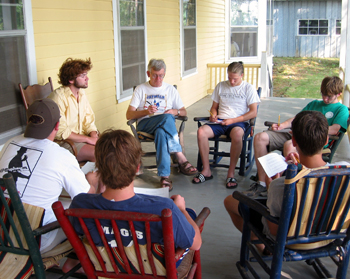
265;129;292;152
58;141;85;156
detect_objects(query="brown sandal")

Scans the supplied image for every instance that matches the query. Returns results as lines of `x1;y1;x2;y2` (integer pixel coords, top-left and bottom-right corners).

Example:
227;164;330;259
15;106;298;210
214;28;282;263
160;177;173;191
179;161;198;176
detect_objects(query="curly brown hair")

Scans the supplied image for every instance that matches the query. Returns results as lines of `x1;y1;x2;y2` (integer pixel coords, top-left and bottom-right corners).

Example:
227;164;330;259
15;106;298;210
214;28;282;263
58;57;93;86
95;129;143;190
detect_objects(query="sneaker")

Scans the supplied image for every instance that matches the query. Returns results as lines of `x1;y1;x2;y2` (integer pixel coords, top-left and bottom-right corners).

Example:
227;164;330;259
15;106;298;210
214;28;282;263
241;182;267;198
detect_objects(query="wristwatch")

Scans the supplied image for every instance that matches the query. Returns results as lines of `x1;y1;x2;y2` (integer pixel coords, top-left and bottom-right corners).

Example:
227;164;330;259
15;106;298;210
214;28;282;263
177;109;180;116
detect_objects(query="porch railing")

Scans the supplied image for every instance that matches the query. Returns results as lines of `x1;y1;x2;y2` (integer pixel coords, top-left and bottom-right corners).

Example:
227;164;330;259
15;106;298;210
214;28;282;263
207;63;261;94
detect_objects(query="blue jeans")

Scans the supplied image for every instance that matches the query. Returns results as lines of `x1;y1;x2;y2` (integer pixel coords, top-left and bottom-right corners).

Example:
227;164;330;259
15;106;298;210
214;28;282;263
137;114;182;177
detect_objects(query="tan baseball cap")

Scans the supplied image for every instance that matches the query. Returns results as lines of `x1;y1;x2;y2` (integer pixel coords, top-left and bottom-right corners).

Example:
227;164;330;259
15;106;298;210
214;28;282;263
24;99;60;139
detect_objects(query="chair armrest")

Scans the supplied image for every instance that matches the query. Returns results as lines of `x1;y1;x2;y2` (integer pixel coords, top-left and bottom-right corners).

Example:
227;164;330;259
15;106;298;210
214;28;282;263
328;135;339;140
175;115;188;122
232;191;279;225
193;116;210;122
127;119;137;126
174;207;210;261
264;121;277;127
33;220;60;236
195;207;211;232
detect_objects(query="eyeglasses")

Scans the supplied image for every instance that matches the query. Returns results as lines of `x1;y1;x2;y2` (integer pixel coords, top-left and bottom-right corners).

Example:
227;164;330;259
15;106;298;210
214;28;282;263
151;74;165;79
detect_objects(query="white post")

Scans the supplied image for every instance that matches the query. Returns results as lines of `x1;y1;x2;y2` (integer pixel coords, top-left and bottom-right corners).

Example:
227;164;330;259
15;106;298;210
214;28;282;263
341;0;350;108
260;51;267;97
341;0;350;141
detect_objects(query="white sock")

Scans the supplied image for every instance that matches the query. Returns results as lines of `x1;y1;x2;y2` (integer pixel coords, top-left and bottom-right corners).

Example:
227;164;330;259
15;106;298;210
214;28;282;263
258;181;267;188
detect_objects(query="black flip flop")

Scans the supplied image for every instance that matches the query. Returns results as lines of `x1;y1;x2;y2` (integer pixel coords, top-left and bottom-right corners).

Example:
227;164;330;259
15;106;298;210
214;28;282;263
226;177;238;189
192;173;214;184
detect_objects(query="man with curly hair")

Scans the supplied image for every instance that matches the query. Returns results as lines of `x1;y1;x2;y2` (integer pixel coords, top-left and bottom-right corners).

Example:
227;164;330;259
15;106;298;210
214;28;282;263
48;58;98;162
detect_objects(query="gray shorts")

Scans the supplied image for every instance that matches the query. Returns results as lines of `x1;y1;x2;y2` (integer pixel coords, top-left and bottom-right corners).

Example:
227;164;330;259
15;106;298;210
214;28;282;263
265;129;292;152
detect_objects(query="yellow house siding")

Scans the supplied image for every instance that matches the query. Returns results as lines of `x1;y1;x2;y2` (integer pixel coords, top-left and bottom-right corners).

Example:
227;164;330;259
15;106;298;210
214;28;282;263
31;0;227;134
32;0;118;133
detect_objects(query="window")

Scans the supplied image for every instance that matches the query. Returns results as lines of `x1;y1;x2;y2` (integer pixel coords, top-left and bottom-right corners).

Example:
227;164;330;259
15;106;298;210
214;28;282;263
0;0;30;145
230;0;258;58
336;20;341;35
298;20;328;36
181;0;196;76
114;0;146;102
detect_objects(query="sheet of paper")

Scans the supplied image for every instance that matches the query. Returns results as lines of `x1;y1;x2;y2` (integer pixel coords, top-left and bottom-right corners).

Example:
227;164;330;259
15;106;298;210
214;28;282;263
81;161;96;174
134;187;169;198
258;153;288;178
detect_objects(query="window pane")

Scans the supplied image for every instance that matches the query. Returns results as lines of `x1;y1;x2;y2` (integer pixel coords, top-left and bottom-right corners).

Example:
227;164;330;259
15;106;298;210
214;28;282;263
230;29;257;57
184;28;196;71
183;0;195;26
319;20;328;27
231;0;258;26
0;35;28;144
119;0;143;27
336;20;341;35
120;29;145;91
319;28;328;35
0;0;24;31
309;20;318;27
299;28;308;35
309;27;318;35
299;20;308;27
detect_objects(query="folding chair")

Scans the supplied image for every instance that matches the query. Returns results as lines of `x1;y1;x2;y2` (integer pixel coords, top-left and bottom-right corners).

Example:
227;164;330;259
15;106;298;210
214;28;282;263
18;78;78;158
0;173;80;279
233;163;350;279
194;87;262;176
127;85;188;170
52;201;211;279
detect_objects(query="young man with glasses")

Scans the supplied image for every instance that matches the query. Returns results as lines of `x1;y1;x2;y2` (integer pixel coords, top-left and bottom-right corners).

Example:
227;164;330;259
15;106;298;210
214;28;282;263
126;59;197;191
49;57;98;162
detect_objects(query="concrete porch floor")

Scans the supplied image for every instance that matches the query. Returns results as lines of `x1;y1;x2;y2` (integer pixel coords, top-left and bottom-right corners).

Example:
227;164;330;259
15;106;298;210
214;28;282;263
48;96;350;278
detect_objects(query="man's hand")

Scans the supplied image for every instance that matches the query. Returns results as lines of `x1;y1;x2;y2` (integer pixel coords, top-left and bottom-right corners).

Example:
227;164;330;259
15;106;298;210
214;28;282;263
271;123;282;131
209;114;218;122
170;194;186;211
90;131;99;138
221;118;236;126
285;152;300;165
164;109;176;115
147;105;158;114
86;136;98;145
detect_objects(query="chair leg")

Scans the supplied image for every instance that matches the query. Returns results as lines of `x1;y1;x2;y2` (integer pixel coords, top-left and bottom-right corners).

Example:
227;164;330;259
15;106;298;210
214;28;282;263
238;138;247;176
335;242;350;279
193;250;202;279
196;151;203;172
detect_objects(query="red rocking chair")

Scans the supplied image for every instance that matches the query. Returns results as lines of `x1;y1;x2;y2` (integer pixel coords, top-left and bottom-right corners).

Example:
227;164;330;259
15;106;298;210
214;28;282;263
52;201;210;279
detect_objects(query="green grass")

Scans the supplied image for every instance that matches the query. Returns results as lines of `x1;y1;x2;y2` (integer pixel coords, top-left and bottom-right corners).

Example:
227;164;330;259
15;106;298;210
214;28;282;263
272;57;340;98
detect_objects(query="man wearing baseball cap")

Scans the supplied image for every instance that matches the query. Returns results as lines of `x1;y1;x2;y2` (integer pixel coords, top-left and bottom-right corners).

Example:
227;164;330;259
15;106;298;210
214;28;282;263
0;98;96;254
